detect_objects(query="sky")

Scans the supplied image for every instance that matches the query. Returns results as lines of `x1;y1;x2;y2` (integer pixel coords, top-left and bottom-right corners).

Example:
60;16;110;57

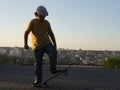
0;0;120;50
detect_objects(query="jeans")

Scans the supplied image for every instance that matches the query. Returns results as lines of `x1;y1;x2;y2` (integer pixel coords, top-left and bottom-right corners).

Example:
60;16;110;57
33;43;57;83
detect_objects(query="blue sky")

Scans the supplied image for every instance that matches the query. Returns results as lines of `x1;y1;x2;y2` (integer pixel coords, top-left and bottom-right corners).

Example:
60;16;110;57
0;0;120;50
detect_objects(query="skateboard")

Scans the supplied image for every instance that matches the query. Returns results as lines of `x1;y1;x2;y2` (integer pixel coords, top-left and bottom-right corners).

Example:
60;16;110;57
42;64;71;85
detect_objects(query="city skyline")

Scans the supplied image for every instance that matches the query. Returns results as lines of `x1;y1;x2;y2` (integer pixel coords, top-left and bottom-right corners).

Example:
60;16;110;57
0;0;120;50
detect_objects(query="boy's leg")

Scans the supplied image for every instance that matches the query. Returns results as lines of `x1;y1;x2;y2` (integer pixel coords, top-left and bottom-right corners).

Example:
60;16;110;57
33;49;43;84
45;44;57;73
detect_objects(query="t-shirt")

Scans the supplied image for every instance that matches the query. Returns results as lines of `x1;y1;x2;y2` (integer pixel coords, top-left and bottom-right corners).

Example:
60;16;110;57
25;18;52;50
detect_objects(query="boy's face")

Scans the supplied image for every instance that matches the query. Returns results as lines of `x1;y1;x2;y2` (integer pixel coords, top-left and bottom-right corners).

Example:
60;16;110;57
34;12;45;20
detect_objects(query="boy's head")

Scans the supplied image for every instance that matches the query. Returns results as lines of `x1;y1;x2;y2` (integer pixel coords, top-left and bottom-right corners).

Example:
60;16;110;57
35;6;48;20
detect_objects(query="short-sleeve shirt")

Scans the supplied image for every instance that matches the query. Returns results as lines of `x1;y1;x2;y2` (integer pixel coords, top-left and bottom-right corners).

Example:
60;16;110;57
25;18;52;50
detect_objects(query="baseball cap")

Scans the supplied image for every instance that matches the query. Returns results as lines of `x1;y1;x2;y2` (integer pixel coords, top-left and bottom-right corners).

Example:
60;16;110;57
36;6;48;16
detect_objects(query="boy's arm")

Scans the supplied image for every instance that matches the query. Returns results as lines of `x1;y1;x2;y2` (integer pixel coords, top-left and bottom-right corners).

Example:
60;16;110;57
24;30;30;50
48;31;57;50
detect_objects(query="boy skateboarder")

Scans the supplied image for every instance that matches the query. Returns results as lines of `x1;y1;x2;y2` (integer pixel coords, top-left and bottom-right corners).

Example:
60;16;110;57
24;6;61;87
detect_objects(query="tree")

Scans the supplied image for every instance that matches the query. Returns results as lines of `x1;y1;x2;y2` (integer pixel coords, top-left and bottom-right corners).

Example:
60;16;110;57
103;56;120;69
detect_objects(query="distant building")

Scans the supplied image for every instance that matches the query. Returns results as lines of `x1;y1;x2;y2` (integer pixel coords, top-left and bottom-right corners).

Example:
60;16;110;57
0;48;7;55
9;47;22;57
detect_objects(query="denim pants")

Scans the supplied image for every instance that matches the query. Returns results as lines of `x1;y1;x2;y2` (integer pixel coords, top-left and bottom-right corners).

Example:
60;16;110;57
33;43;57;83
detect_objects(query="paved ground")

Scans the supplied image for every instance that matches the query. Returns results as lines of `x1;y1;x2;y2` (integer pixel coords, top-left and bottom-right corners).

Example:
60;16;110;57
0;65;120;90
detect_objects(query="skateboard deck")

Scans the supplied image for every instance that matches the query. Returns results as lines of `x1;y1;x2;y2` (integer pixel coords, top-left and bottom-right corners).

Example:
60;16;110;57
42;65;71;85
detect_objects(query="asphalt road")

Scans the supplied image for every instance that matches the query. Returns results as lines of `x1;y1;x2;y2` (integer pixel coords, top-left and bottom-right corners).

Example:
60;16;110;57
0;65;120;90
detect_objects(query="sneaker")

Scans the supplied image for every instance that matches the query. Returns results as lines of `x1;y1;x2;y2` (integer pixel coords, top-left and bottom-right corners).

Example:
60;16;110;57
33;82;45;88
51;69;62;74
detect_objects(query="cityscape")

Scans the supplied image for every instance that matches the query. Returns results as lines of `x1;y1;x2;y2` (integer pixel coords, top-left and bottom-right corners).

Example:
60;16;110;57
0;47;120;65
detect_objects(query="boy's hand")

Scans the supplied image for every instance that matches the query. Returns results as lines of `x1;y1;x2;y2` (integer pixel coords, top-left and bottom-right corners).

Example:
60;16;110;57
24;44;29;50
